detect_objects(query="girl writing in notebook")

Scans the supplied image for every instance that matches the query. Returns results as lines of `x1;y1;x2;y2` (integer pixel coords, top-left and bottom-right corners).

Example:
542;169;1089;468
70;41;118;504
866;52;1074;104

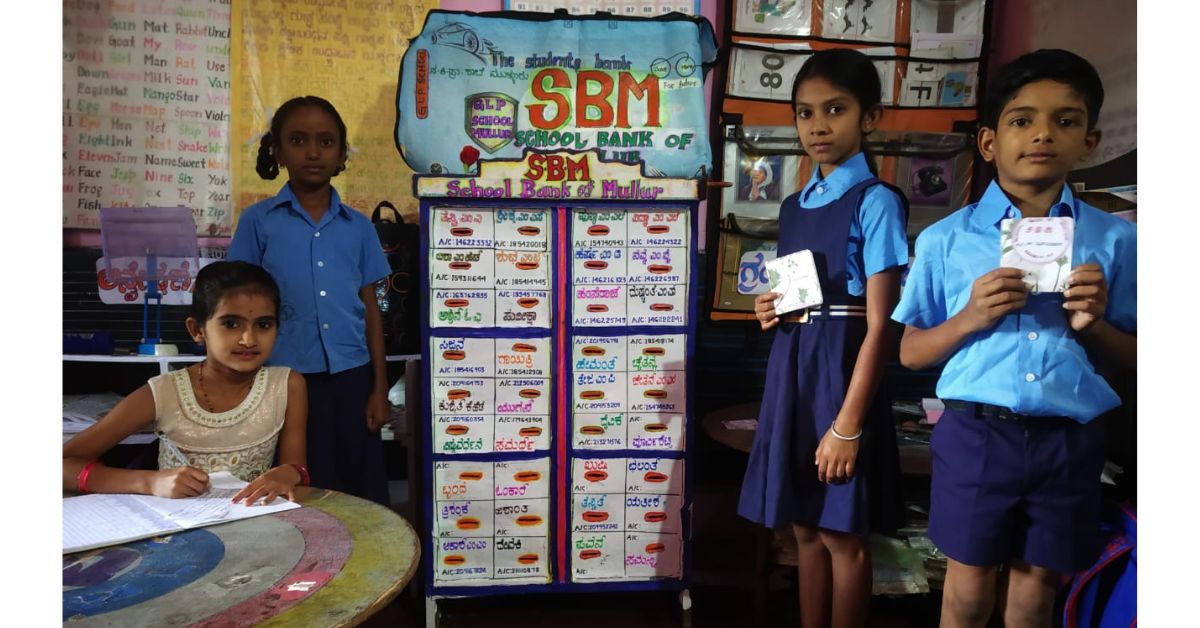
737;49;909;628
63;261;309;505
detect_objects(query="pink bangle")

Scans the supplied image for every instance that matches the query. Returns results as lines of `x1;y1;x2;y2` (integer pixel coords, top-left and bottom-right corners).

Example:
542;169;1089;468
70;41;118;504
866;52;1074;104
77;459;101;493
286;463;310;486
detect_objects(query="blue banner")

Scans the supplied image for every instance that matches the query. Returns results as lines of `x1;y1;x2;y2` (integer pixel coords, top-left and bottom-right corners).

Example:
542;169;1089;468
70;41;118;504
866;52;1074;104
397;11;717;179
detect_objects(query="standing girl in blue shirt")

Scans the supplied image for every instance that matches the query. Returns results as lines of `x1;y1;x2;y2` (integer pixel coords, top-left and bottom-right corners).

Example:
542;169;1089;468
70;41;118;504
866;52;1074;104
738;49;908;628
228;96;392;504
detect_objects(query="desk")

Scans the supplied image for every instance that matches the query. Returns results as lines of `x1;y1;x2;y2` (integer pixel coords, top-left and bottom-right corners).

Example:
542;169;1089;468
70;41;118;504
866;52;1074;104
63;486;420;627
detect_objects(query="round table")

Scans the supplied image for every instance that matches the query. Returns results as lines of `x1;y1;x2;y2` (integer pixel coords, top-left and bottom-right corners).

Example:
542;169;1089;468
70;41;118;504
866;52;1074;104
63;486;420;627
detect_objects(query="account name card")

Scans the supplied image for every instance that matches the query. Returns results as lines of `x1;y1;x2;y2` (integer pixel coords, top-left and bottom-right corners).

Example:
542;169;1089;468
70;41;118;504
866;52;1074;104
765;249;824;315
1000;217;1074;293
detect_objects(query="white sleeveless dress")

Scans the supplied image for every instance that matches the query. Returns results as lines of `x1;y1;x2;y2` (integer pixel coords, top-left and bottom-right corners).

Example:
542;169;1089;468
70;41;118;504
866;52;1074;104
148;366;290;482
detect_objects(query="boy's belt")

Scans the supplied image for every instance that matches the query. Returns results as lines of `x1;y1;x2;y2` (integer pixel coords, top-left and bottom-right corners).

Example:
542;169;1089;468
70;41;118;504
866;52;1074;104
942;399;1073;424
780;304;867;324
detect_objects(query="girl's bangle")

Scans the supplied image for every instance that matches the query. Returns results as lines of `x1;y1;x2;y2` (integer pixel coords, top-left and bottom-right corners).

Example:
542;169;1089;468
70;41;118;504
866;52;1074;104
77;459;101;493
286;463;310;486
830;424;863;441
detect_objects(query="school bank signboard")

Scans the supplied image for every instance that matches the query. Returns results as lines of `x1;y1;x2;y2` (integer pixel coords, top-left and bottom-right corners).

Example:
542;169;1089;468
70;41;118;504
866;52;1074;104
397;11;717;179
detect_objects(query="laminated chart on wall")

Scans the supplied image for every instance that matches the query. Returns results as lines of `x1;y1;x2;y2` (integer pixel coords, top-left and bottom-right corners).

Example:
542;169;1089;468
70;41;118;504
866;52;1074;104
418;150;699;596
62;0;233;234
397;11;717;179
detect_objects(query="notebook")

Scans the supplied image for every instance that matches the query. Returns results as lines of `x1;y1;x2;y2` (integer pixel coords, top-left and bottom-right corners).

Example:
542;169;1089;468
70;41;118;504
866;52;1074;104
63;471;300;554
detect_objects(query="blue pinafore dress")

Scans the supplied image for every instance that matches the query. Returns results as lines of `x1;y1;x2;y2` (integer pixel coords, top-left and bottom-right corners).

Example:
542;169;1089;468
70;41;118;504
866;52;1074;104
738;178;905;534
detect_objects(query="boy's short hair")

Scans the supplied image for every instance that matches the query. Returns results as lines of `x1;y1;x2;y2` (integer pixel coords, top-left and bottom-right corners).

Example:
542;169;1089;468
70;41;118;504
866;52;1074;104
983;49;1104;131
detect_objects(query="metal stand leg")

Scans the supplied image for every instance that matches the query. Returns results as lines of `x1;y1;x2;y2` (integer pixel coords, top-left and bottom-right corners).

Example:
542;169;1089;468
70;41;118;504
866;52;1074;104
679;588;693;627
754;525;770;627
425;597;439;628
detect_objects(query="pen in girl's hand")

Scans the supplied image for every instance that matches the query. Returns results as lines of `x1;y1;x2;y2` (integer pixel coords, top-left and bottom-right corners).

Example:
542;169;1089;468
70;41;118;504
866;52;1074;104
155;430;191;466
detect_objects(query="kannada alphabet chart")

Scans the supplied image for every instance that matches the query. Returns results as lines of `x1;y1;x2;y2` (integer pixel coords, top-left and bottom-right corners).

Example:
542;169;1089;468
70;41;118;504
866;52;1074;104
418;150;699;595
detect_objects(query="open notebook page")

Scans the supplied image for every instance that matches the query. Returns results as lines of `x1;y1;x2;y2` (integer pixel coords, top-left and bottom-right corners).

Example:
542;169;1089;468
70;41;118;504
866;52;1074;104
63;471;300;554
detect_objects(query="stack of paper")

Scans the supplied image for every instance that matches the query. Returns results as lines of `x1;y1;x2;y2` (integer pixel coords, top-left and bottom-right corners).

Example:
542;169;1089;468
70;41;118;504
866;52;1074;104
63;471;301;553
63;393;156;444
63;393;124;431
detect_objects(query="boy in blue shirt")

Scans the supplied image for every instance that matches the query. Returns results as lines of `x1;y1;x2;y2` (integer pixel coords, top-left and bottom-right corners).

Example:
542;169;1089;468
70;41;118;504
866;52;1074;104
892;49;1136;628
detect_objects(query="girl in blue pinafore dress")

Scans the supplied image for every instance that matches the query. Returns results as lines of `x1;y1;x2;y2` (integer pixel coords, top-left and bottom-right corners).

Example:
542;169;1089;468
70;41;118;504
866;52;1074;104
737;49;907;628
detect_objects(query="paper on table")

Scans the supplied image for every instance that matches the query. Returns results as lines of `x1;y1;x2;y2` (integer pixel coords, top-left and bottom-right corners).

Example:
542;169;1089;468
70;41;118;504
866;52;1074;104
63;472;300;554
722;419;759;431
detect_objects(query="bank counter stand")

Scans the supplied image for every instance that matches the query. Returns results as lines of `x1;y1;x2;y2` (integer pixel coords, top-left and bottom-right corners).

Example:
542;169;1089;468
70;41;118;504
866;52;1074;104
414;150;704;626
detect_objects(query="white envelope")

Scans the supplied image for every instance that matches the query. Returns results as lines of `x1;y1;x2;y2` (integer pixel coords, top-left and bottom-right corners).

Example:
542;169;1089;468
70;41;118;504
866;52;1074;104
1000;217;1074;293
765;249;824;315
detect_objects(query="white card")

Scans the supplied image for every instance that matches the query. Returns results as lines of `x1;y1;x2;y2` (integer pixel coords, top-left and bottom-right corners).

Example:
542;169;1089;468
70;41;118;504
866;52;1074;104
899;79;941;107
765;249;824;315
1000;217;1074;293
727;43;812;102
735;0;813;36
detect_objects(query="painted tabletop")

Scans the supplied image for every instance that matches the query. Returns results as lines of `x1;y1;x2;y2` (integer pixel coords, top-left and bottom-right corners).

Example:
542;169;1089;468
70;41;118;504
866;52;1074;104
63;486;420;627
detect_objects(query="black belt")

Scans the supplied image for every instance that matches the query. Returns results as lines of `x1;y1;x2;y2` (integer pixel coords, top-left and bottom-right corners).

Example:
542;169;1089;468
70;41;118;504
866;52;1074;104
942;399;1072;424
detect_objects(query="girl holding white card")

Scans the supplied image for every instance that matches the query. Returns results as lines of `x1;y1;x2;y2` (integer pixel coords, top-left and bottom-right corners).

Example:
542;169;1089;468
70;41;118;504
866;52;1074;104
738;49;909;628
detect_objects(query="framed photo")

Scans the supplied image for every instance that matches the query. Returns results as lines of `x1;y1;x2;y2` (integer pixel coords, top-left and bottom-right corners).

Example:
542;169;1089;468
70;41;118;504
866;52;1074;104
721;132;799;220
737;155;784;203
897;147;973;243
906;156;954;208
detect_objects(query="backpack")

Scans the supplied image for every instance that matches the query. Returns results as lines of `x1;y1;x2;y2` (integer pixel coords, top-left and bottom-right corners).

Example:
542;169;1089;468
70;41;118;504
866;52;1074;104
371;201;421;355
1063;502;1136;628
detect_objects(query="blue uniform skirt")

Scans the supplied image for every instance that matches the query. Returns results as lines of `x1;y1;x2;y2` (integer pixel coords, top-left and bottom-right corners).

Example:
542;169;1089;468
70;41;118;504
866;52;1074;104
737;318;903;534
302;363;390;505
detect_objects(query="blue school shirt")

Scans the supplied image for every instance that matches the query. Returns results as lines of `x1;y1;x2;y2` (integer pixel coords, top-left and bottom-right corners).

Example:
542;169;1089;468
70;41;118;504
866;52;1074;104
798;152;909;295
227;183;391;375
892;180;1137;422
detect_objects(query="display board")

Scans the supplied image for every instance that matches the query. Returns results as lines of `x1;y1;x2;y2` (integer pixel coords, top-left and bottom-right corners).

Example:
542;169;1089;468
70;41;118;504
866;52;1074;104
419;150;697;596
396;10;717;179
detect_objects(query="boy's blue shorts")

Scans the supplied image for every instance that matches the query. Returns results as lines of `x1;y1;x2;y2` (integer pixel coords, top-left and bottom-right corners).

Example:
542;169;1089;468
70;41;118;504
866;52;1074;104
928;401;1107;573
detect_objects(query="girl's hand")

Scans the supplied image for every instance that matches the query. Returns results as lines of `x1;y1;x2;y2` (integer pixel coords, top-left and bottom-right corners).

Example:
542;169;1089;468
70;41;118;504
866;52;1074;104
233;465;301;505
149;466;210;498
815;428;860;484
1063;263;1108;332
754;292;781;331
959;268;1027;333
366;391;391;432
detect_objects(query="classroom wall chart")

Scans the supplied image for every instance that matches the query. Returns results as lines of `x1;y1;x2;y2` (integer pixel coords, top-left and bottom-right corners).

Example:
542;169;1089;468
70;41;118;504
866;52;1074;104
419;148;699;596
62;0;233;235
397;10;717;180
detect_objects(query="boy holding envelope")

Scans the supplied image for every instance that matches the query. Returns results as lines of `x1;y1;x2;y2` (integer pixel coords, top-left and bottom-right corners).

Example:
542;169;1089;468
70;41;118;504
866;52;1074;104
891;49;1136;628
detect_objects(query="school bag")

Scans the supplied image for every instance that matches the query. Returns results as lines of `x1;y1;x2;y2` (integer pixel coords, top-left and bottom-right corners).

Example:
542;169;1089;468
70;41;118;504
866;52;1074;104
371;201;421;355
1063;502;1136;628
